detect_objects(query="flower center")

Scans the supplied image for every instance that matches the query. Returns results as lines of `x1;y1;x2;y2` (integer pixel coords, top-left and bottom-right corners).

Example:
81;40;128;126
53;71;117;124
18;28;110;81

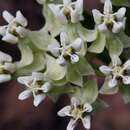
71;107;83;119
112;66;124;77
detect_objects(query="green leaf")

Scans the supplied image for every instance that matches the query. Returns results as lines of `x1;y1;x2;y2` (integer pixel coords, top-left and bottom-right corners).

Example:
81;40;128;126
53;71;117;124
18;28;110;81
99;77;119;95
92;99;109;113
74;56;95;76
15;52;45;76
119;84;130;103
112;0;130;7
74;80;98;104
77;24;98;42
117;32;130;49
45;55;67;81
106;34;123;57
66;63;83;86
88;32;106;53
16;43;33;69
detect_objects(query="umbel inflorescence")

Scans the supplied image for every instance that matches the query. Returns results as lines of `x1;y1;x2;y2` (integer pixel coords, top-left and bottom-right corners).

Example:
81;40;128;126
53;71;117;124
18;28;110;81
0;0;130;130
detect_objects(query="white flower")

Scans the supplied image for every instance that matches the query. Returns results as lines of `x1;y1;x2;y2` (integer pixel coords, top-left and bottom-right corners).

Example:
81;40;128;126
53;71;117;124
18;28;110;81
48;0;83;24
48;32;82;65
92;0;126;33
0;10;28;44
0;51;15;83
58;97;92;130
17;72;51;107
99;58;130;88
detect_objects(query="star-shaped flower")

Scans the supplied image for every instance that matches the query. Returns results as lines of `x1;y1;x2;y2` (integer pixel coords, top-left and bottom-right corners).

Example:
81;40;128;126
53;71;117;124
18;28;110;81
92;0;126;33
0;51;15;83
99;57;130;88
48;32;83;65
18;72;51;107
58;97;92;130
48;0;83;24
0;10;28;44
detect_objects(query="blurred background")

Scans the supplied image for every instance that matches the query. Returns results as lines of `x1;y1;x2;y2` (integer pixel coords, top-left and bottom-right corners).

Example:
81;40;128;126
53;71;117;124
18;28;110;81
0;0;130;130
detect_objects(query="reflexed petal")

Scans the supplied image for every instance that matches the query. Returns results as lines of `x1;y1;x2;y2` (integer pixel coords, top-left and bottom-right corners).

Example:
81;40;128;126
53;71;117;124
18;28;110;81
41;82;51;93
0;51;12;62
82;116;91;129
116;7;126;21
71;97;80;107
99;65;112;74
58;10;68;24
17;76;33;85
108;78;118;88
56;56;66;66
70;54;79;63
92;9;103;24
2;10;14;23
57;106;71;117
75;0;83;13
71;38;82;51
112;22;123;33
15;11;28;27
123;60;130;70
0;74;11;83
2;33;18;44
3;63;15;73
97;23;107;32
18;90;31;100
60;32;69;46
48;42;60;57
32;72;44;81
16;26;28;37
83;103;93;112
33;94;46;107
63;0;71;6
103;0;113;14
111;55;122;66
123;76;130;85
0;26;7;36
71;10;80;23
67;119;77;130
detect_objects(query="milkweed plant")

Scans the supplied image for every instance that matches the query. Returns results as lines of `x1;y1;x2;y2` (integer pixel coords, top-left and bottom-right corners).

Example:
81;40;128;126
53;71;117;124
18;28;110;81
0;0;130;129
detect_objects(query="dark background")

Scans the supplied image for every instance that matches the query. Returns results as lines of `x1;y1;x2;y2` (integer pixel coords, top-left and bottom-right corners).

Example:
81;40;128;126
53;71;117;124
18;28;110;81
0;0;130;130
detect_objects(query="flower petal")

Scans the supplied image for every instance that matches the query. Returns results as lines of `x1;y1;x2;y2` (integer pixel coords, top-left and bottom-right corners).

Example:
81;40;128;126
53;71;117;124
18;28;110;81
83;103;93;112
0;26;7;36
75;0;83;13
32;72;44;81
71;10;80;23
92;9;103;24
67;119;77;130
103;0;113;15
97;23;108;32
2;10;14;23
123;76;130;85
3;63;15;73
57;106;71;117
82;116;91;129
70;54;79;63
108;78;118;88
17;76;33;85
16;26;28;37
123;60;130;70
60;32;69;46
33;94;46;107
15;11;28;27
112;22;123;33
99;65;112;74
18;90;31;100
71;38;82;51
48;42;60;57
116;7;126;21
41;82;51;93
2;33;18;44
56;56;66;66
0;51;12;62
0;74;11;83
63;0;71;6
71;97;80;107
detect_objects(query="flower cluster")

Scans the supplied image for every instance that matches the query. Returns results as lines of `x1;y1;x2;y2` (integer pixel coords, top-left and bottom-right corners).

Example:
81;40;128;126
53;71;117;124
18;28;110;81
0;0;130;130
